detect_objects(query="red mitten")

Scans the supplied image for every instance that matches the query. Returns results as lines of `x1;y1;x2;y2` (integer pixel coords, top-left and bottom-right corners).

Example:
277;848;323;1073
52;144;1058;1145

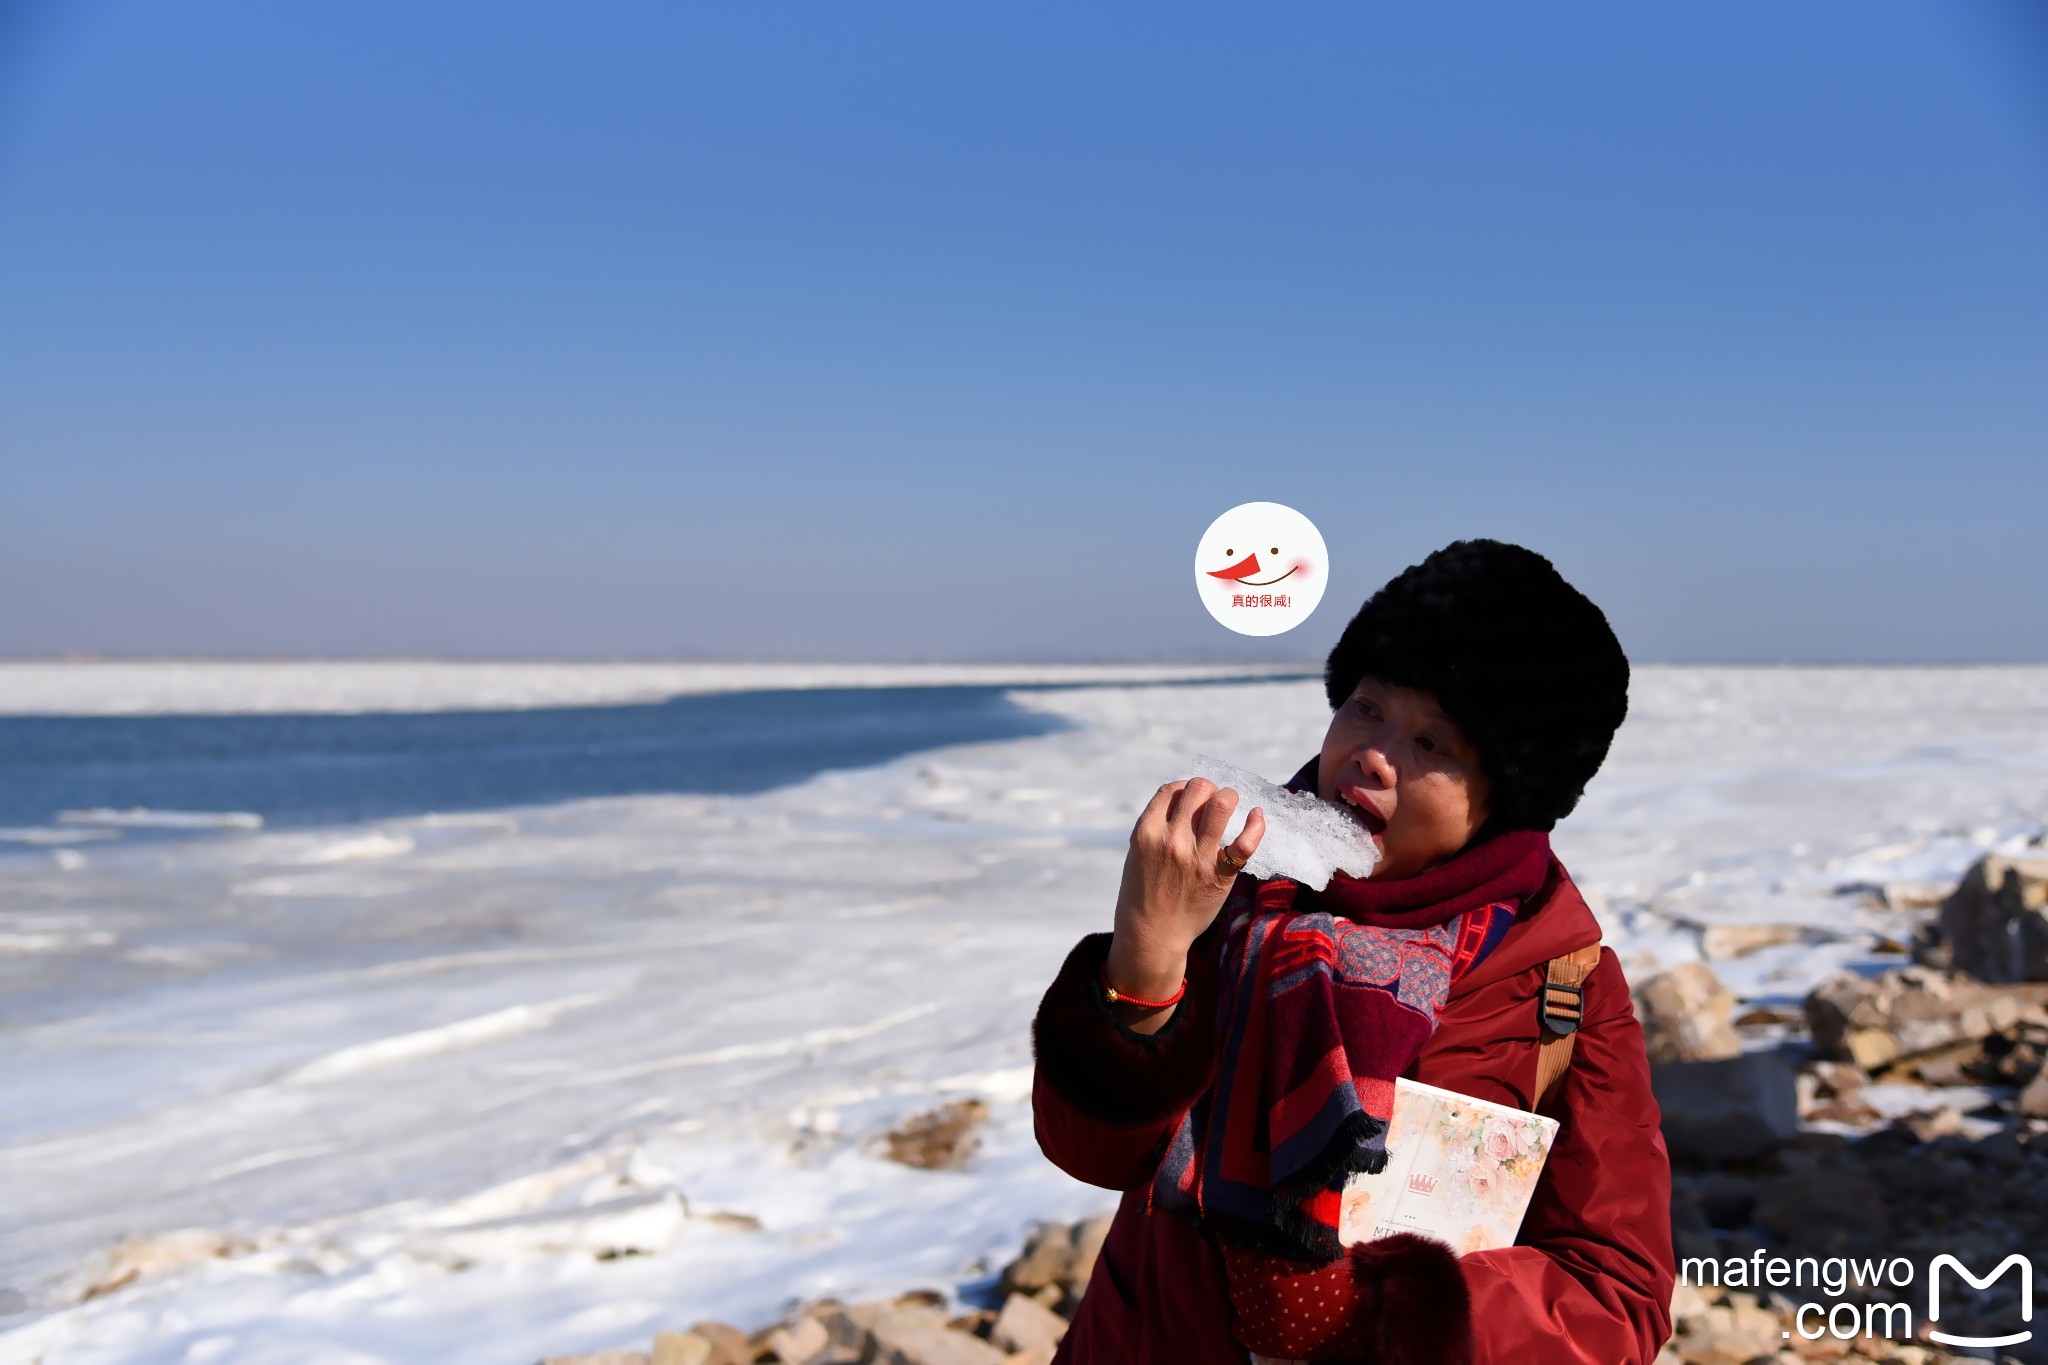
1224;1233;1472;1365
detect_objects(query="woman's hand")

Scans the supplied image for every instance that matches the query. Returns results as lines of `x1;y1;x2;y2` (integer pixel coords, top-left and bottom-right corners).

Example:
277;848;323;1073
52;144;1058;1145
1105;779;1265;1030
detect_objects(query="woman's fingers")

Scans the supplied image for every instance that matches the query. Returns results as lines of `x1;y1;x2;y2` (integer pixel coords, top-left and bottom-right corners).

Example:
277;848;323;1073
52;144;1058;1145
1162;777;1213;833
1133;780;1189;843
1138;779;1259;888
1190;783;1239;855
1224;806;1266;869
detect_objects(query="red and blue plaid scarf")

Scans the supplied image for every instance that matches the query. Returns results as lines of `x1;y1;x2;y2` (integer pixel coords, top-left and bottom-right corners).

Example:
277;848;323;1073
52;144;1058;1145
1148;759;1553;1357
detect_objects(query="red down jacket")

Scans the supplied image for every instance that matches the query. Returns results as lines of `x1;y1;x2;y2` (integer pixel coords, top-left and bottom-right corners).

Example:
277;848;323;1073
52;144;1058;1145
1031;860;1676;1364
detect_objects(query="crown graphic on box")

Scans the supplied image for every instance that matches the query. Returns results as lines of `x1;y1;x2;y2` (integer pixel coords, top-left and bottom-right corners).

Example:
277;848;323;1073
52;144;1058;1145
1406;1172;1438;1195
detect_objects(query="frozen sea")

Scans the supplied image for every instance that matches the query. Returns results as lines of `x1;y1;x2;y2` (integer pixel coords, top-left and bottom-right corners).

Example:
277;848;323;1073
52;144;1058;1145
2;662;2046;1364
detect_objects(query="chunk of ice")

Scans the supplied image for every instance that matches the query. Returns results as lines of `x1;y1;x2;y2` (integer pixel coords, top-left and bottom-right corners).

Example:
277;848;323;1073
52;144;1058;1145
1186;755;1380;891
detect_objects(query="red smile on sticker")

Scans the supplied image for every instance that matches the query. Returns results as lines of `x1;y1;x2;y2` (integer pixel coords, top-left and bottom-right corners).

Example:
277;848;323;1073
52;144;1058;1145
1206;551;1299;588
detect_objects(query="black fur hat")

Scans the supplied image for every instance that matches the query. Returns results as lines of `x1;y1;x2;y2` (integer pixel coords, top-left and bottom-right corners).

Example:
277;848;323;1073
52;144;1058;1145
1322;539;1629;833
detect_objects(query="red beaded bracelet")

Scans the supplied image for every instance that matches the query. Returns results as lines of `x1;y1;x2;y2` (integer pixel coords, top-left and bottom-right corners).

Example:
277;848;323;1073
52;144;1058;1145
1099;965;1186;1010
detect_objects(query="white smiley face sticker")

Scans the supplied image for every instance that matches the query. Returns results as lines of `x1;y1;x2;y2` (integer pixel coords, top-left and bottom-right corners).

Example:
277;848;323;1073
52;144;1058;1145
1193;501;1329;637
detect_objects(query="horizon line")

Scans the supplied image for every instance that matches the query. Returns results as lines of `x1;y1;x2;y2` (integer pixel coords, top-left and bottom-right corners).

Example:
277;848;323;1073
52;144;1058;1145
3;654;2046;670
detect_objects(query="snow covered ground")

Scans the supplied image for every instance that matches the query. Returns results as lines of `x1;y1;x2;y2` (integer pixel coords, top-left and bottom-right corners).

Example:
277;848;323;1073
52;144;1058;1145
2;665;2045;1364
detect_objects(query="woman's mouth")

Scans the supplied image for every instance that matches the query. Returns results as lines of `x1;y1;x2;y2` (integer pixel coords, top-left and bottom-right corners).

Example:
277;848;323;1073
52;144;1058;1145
1336;785;1388;836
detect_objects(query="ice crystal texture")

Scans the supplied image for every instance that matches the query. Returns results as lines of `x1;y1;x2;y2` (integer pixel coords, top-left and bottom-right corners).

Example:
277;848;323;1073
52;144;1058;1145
1186;754;1380;890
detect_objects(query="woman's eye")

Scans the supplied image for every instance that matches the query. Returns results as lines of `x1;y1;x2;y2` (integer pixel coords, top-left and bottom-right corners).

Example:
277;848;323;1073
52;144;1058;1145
1417;736;1438;754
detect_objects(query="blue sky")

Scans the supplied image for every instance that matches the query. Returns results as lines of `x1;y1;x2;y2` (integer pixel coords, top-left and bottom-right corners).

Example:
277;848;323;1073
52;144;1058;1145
2;2;2044;663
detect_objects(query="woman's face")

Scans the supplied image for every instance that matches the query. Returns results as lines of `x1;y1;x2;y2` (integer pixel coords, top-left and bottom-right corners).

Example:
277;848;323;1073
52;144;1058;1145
1318;676;1493;880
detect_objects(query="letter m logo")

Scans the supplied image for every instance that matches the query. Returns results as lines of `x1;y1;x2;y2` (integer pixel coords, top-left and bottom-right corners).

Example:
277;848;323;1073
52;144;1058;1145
1928;1253;2032;1349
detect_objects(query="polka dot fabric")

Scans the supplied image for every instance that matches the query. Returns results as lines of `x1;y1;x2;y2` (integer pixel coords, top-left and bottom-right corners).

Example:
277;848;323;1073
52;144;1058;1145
1223;1243;1378;1357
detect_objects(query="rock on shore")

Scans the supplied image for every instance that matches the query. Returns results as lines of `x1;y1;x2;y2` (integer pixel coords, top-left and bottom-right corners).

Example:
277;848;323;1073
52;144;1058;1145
538;1216;1107;1365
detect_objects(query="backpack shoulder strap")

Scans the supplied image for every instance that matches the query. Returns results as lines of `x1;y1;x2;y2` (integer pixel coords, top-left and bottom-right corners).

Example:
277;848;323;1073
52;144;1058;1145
1532;942;1604;1114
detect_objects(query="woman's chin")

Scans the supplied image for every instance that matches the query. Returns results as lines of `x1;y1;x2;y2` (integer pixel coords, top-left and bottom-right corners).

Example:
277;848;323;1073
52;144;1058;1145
1370;845;1421;881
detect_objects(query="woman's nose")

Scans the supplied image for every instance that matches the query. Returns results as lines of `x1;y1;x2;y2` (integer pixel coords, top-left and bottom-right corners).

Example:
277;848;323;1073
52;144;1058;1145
1352;745;1396;789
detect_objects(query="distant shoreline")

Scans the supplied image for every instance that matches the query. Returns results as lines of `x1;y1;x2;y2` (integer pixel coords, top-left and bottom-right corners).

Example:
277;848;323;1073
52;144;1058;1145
0;660;1322;718
4;654;2036;668
2;659;2044;719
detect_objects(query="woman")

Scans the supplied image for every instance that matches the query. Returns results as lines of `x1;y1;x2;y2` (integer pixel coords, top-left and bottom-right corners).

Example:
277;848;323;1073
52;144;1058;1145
1031;539;1675;1364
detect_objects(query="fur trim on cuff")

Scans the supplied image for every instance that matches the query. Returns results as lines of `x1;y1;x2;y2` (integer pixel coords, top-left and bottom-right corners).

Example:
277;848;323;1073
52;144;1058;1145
1030;930;1221;1127
1345;1232;1474;1365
